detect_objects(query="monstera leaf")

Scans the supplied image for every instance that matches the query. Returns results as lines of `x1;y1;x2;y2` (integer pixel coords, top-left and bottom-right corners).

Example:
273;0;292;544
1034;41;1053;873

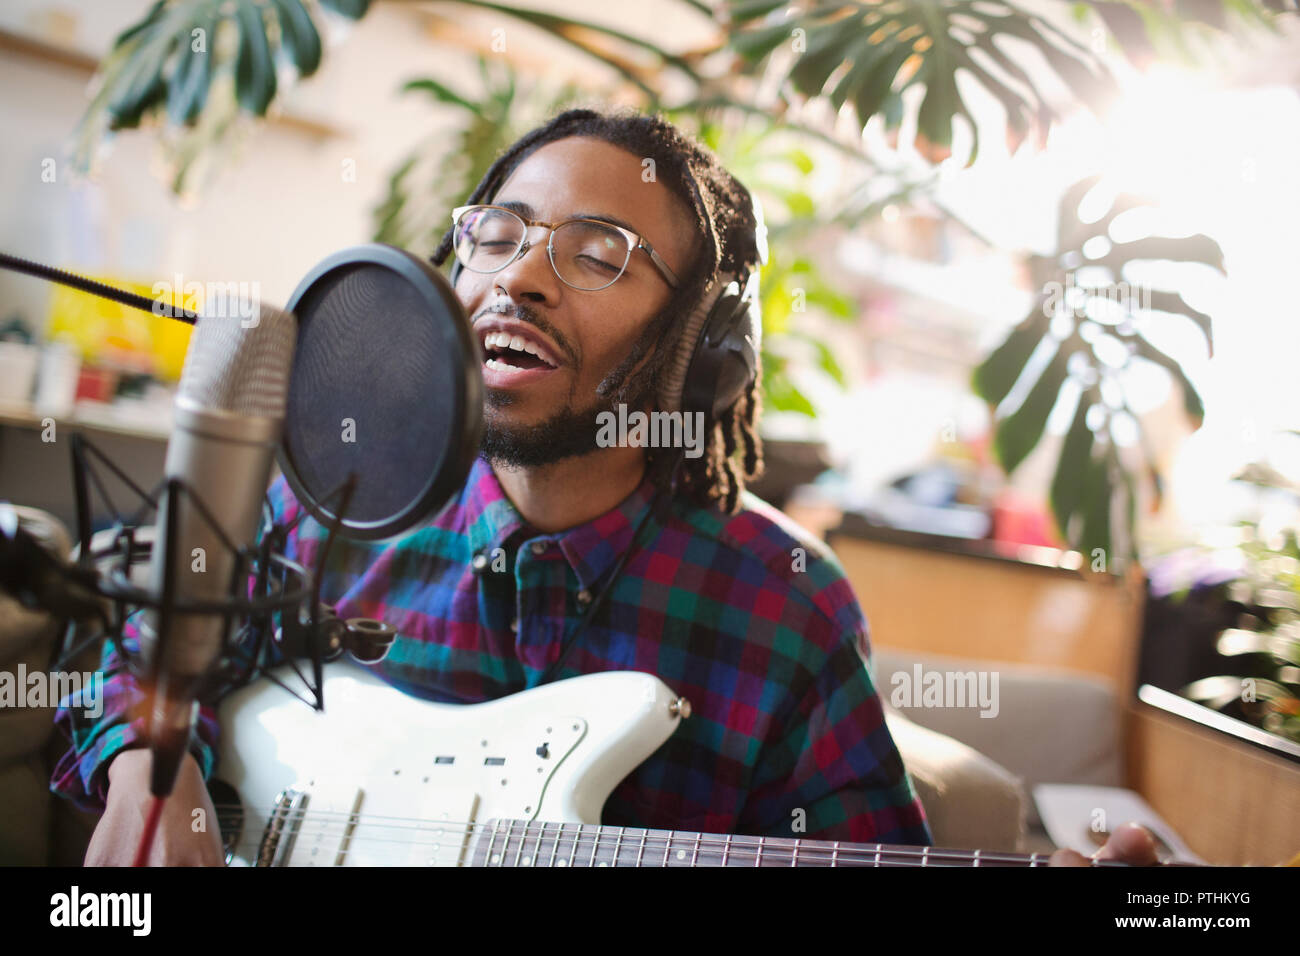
724;0;1286;162
726;0;1123;162
973;175;1224;568
98;0;360;130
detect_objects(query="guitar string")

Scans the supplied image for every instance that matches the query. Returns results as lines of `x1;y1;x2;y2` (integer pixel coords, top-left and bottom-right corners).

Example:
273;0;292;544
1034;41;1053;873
221;843;1018;866
208;806;1058;866
209;807;1046;864
210;807;1032;861
214;828;1053;866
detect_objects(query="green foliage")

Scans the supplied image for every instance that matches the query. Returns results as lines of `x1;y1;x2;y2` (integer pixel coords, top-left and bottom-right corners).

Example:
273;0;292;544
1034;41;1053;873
727;0;1285;160
75;1;1294;183
1181;525;1300;744
972;176;1225;567
369;57;585;259
727;0;1121;161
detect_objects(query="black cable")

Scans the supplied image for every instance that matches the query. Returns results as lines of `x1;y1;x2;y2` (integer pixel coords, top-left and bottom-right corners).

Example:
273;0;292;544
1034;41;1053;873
0;251;200;323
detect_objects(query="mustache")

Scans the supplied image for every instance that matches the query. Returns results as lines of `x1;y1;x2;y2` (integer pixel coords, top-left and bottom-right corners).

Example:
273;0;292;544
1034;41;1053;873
474;300;577;367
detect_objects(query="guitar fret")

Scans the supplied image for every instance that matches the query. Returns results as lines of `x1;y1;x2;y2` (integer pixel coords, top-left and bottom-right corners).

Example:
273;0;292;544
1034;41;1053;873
722;833;731;866
755;836;763;867
547;821;560;868
831;841;839;868
569;822;579;868
513;819;528;868
612;826;623;868
637;829;647;867
663;830;672;867
690;832;700;868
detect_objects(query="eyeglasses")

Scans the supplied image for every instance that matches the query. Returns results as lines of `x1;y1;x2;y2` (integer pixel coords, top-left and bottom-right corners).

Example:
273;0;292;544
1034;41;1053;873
450;204;680;292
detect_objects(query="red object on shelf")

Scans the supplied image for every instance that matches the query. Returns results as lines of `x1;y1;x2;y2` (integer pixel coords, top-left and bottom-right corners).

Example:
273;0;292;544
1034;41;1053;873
74;365;118;403
991;490;1066;549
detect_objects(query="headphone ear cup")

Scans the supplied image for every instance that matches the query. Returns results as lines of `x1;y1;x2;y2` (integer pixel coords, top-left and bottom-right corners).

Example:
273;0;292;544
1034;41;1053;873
657;279;726;415
683;274;759;421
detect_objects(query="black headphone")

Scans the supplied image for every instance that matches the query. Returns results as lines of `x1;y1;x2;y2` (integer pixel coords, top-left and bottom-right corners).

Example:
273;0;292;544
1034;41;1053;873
660;185;769;429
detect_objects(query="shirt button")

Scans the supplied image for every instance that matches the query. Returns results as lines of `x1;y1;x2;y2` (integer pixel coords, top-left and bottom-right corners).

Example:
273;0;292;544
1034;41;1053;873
471;552;488;572
530;540;548;556
576;589;592;606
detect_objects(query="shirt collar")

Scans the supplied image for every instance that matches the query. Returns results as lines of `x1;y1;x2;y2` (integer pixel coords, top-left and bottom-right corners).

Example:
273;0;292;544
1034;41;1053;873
463;455;528;557
462;455;660;592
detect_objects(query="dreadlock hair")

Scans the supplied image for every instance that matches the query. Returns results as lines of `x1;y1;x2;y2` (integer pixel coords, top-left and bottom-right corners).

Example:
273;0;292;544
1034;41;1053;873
430;105;765;515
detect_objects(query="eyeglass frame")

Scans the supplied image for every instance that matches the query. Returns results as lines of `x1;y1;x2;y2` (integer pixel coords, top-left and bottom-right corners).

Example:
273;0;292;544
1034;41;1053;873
450;204;681;291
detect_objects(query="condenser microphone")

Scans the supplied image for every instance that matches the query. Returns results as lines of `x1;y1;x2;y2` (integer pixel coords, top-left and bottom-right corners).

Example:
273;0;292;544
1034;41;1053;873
138;302;296;797
0;244;482;799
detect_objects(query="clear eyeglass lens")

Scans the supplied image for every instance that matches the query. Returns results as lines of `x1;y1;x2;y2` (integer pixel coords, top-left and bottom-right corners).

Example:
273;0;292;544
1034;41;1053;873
551;221;631;290
455;207;523;272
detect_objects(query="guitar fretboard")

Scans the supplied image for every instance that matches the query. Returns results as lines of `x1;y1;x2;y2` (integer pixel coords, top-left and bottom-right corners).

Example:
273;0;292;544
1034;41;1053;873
468;818;1055;867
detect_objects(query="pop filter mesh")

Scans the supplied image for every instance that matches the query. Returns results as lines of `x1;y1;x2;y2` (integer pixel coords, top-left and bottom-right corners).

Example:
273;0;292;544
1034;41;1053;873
282;251;478;538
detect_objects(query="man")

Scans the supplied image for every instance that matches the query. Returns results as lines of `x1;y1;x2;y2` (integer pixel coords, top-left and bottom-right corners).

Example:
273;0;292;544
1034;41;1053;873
54;107;1153;867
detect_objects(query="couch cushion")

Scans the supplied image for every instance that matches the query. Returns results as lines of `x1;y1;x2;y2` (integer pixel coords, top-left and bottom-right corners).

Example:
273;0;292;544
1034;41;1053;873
884;705;1026;852
874;647;1123;826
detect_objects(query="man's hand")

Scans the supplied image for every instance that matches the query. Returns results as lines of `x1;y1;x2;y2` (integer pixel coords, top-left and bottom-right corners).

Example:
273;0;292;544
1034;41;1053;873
84;749;225;867
1049;821;1160;867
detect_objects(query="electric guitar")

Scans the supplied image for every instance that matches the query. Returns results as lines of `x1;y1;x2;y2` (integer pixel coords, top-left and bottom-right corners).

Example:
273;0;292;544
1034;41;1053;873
211;664;1142;867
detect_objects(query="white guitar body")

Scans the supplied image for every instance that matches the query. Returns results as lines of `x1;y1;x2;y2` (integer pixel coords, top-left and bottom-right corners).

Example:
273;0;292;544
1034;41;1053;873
216;664;685;866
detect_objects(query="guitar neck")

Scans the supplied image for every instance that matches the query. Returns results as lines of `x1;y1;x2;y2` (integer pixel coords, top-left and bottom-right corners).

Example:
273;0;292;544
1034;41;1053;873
468;818;1061;868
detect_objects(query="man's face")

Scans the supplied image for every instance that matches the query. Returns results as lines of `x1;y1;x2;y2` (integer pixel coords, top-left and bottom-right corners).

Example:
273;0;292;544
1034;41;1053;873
454;136;696;468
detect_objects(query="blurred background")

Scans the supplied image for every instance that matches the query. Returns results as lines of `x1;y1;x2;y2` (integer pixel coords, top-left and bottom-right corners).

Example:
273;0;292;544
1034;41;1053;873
1;0;1298;865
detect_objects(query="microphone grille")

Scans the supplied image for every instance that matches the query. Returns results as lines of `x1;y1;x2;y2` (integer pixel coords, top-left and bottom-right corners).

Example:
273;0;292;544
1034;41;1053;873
176;302;297;418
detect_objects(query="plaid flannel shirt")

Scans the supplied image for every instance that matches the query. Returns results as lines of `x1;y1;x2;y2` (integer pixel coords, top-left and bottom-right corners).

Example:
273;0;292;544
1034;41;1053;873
53;455;931;846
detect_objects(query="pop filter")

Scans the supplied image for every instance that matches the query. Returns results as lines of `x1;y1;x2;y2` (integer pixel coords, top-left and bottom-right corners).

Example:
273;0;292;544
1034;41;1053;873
279;244;482;541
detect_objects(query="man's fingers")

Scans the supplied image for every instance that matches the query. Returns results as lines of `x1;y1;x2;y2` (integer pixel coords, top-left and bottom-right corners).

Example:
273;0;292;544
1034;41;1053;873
1049;848;1091;867
1048;823;1159;867
1094;822;1159;865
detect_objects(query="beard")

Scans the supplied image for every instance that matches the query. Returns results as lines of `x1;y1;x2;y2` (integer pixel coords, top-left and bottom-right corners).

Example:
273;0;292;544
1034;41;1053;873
479;387;618;469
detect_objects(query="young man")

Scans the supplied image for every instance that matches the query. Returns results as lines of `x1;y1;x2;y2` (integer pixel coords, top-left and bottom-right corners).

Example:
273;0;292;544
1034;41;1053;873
55;107;1152;868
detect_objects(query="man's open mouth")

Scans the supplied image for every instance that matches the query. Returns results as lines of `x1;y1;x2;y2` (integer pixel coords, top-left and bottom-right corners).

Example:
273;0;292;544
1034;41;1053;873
481;330;560;373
